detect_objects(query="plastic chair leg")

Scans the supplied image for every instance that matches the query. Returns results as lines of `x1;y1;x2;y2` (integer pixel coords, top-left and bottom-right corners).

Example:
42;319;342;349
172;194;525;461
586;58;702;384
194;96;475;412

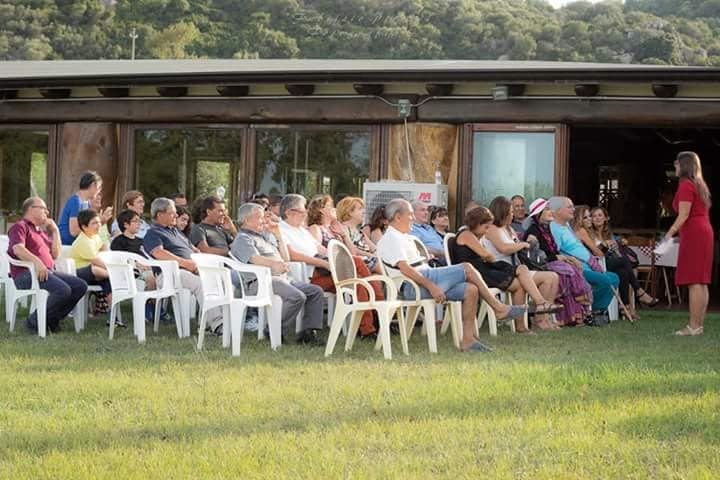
394;306;409;356
424;304;438;353
36;293;48;338
230;304;246;357
109;303;118;340
222;305;232;349
377;310;393;360
196;310;207;351
268;296;283;350
324;305;348;357
133;299;146;344
345;310;363;351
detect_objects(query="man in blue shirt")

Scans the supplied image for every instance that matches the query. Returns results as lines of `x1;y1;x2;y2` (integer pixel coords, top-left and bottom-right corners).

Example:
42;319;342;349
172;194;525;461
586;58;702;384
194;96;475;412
548;196;619;311
410;200;447;266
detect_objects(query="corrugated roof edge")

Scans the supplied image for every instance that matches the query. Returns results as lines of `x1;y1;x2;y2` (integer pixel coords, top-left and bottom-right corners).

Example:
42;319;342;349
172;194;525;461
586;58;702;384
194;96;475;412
1;59;719;88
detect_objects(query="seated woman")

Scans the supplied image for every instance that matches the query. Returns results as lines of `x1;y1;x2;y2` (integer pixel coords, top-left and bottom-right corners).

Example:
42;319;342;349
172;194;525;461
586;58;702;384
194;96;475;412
70;209;116;324
429;206;451;240
450;206;561;331
588;207;659;315
281;194;382;339
110;190;150;238
175;206;192;239
362;205;387;245
336;197;382;274
522;199;593;326
483;196;562;329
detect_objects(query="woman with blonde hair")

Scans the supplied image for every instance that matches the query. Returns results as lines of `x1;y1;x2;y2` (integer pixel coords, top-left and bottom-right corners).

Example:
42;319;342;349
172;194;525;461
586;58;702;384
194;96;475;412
336;196;381;273
665;151;713;335
304;194;384;339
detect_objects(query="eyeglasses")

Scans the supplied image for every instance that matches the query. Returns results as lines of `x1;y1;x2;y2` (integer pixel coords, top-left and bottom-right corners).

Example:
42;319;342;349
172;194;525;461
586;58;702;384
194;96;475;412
290;208;307;214
30;205;49;212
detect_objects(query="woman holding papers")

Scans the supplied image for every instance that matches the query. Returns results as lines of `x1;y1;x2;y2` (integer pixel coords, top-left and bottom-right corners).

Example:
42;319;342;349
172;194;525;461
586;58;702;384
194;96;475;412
665;151;713;336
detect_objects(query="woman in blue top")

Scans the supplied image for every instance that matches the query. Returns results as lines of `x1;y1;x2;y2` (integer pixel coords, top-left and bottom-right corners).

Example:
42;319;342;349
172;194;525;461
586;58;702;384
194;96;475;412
58;171;110;245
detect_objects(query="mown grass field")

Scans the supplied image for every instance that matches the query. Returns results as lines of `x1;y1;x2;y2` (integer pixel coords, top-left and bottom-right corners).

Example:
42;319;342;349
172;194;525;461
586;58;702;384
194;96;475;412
0;309;718;479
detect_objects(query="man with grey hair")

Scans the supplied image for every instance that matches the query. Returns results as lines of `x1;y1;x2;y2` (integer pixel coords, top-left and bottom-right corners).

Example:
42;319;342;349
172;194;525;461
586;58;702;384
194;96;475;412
144;197;224;334
548;196;619;312
231;202;325;346
410;200;446;265
378;198;526;352
279;193;332;279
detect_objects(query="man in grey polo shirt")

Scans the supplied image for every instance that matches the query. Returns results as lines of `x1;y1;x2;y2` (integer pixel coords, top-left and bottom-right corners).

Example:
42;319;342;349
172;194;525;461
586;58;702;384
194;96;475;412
143;197;223;333
230;202;325;346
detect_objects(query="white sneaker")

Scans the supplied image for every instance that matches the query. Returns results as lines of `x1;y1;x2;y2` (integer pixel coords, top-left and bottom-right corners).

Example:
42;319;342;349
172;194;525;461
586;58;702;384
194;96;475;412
244;315;259;332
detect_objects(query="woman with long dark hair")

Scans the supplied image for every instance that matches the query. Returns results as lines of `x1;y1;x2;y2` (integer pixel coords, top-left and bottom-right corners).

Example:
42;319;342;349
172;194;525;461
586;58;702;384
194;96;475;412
665;151;713;335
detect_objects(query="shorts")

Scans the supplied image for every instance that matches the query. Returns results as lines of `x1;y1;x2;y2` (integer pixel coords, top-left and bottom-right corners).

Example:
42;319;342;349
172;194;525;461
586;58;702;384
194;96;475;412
402;264;468;302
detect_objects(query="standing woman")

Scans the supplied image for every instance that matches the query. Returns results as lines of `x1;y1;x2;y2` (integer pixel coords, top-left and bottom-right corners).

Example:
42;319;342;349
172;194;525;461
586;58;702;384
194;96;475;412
666;151;713;336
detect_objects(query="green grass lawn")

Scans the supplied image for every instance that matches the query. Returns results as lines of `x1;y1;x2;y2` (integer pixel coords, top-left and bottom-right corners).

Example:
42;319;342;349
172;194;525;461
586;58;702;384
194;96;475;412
0;309;718;479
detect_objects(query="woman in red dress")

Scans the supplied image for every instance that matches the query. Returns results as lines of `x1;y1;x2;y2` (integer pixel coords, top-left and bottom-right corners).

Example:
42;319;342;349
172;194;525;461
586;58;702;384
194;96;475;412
665;151;713;336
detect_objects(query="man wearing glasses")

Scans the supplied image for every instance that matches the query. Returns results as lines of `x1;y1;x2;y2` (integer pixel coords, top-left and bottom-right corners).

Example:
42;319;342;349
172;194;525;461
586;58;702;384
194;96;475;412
6;197;88;333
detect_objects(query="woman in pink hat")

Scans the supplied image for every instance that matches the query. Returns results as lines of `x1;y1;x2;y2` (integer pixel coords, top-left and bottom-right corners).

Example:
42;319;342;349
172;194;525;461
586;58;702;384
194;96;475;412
523;198;594;326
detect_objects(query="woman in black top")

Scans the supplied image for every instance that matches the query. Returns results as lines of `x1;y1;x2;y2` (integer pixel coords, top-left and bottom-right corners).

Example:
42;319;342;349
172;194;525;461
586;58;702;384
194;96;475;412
449;206;562;331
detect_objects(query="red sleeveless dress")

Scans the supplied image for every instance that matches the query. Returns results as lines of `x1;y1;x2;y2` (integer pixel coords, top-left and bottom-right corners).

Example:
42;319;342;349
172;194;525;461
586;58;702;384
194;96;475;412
672;179;714;285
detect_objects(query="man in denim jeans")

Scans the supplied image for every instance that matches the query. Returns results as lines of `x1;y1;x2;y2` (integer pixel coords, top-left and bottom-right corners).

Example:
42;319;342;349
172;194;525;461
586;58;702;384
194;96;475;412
7;197;87;333
377;199;526;352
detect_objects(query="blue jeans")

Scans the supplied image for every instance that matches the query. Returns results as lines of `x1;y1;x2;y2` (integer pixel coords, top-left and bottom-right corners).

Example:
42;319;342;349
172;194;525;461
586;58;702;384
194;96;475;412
583;270;619;311
402;264;468;301
13;271;88;330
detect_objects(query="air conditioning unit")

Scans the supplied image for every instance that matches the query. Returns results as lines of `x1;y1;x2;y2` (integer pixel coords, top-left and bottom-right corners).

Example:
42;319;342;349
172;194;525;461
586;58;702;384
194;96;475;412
363;181;448;218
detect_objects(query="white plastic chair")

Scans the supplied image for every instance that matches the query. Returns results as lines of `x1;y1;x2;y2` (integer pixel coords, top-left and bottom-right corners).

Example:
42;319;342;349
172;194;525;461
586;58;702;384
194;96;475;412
54;254;103;332
227;252;283;350
411;236;463;349
99;251;186;342
325;240;405;360
287;261;336;333
1;252;49;337
192;253;247;355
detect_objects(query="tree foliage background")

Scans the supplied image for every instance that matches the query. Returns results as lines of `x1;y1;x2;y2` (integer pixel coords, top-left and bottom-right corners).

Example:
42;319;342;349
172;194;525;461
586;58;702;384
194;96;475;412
2;0;720;65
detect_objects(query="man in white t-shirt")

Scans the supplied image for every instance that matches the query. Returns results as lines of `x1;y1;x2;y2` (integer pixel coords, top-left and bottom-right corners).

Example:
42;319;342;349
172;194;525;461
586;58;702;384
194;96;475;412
377;199;526;352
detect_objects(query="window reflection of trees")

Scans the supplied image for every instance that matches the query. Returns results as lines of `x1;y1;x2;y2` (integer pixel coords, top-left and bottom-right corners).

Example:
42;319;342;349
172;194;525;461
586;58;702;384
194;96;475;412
135;129;241;209
255;129;370;199
0;130;48;226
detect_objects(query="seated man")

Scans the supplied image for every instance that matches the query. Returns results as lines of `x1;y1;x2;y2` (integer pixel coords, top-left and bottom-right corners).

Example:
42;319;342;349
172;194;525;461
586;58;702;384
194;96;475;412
230;202;325;346
548;196;620;312
143;197;223;333
189;195;237;256
377;199;526;352
410;200;447;265
7;197;88;333
510;194;527;236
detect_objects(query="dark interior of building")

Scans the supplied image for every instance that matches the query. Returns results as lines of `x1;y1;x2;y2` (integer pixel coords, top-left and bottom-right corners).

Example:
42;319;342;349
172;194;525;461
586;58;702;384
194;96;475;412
569;126;720;304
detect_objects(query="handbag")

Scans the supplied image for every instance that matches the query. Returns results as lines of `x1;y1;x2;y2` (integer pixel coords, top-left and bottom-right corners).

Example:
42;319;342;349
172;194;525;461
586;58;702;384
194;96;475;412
516;243;548;271
619;244;640;268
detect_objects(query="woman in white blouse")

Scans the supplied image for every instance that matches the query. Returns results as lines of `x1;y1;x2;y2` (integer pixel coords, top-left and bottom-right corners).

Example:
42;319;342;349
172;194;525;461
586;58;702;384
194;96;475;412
484;196;561;329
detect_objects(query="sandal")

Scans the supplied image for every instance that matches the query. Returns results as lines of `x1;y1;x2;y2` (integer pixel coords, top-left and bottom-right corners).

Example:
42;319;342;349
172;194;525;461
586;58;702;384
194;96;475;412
530;302;565;315
675;325;703;336
637;290;660;308
464;340;493;352
497;304;527;321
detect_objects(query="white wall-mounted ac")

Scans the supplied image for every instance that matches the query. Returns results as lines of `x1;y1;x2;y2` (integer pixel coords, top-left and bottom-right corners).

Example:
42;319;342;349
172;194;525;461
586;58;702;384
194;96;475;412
363;181;448;218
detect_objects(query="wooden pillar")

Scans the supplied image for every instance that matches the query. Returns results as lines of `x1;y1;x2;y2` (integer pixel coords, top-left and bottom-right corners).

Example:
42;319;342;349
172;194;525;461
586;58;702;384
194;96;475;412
385;122;460;227
56;123;118;213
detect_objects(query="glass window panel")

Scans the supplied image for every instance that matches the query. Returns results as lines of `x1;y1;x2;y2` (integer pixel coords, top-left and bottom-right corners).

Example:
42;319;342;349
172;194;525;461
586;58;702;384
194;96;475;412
255;129;371;199
135;128;241;212
471;132;555;206
0;130;49;232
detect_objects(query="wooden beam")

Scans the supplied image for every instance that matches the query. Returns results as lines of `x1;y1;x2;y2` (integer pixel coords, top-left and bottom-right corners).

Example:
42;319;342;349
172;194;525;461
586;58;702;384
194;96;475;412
417;98;720;126
0;98;403;123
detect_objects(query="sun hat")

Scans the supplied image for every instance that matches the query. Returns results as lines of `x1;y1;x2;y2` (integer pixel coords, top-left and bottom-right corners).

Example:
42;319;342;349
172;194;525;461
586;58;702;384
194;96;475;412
527;198;548;218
